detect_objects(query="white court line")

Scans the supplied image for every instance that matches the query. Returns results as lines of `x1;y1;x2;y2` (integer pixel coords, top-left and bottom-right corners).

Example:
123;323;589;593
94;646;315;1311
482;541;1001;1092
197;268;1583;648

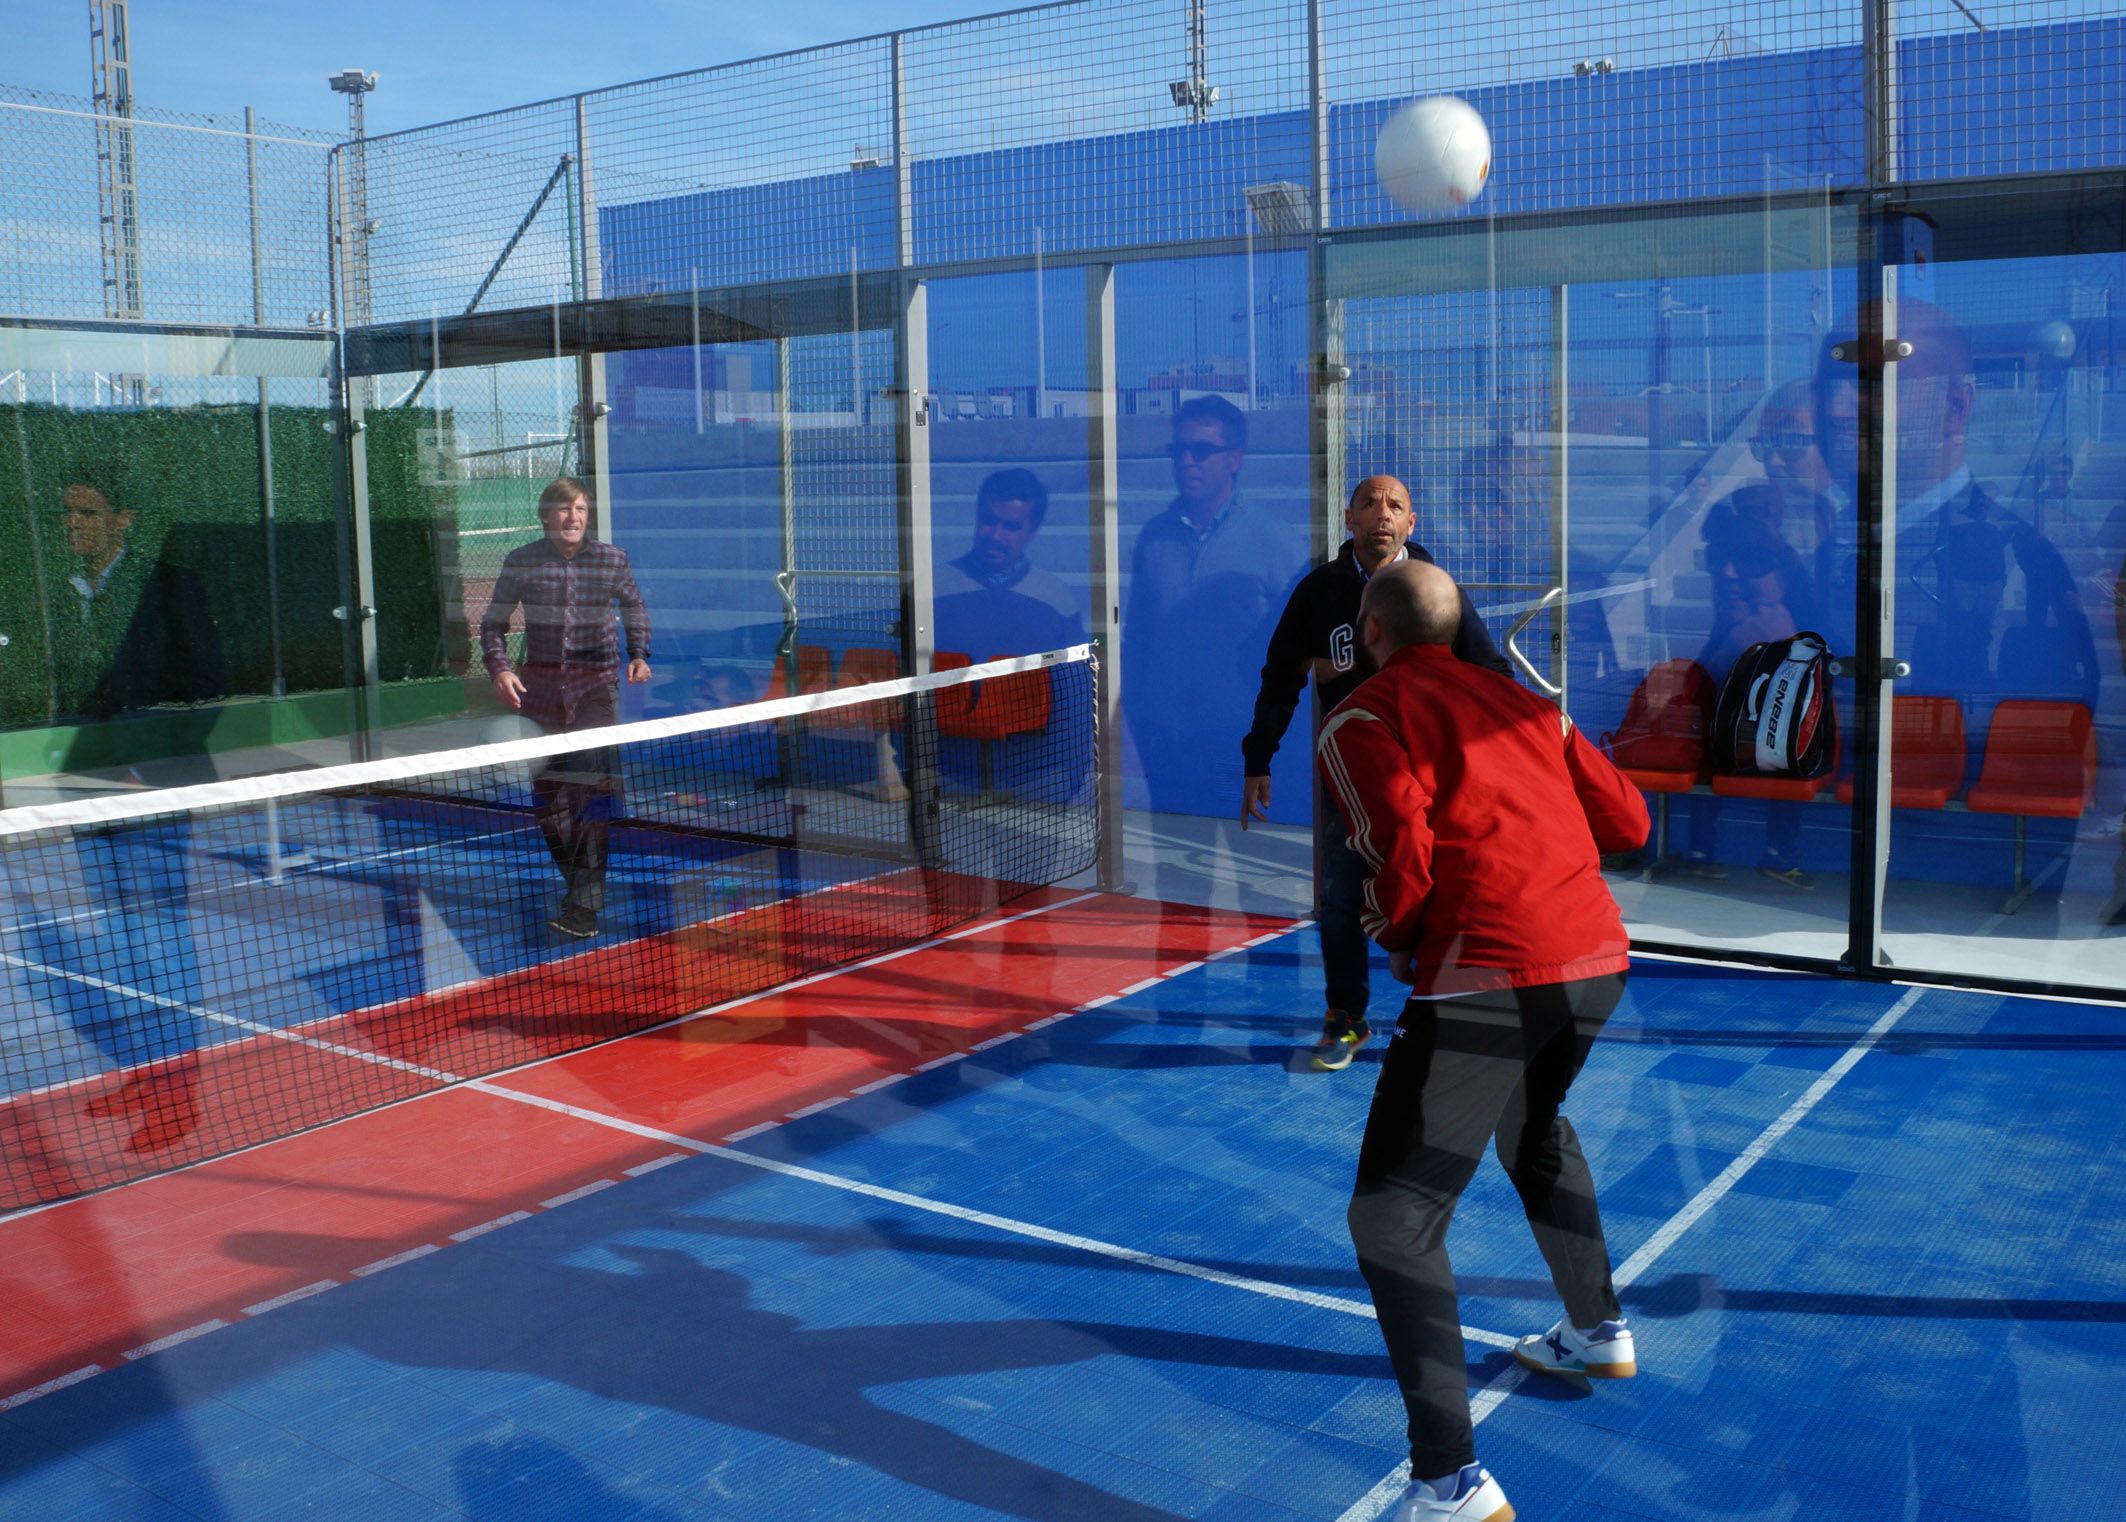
0;1366;101;1410
1333;983;1931;1522
466;1070;1516;1350
350;1243;441;1277
242;1281;338;1317
123;1321;227;1360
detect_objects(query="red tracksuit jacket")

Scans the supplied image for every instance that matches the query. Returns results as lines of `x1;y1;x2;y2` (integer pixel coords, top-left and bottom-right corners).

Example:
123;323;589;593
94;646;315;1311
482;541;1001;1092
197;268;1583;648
1316;644;1651;996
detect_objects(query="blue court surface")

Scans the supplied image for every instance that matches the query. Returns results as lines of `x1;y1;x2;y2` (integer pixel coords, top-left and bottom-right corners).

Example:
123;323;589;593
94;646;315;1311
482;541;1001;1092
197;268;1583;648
2;928;2122;1520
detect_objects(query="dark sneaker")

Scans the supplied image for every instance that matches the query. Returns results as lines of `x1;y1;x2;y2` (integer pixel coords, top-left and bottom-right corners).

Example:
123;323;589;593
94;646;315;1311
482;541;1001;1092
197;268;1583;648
1310;1011;1372;1072
549;906;599;939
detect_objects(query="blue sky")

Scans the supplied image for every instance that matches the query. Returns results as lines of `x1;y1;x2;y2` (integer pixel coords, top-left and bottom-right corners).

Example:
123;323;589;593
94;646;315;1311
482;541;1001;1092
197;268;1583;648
5;0;983;135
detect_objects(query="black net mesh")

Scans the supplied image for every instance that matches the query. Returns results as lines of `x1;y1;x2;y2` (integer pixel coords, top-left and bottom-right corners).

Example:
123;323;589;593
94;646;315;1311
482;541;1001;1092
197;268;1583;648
0;648;1097;1209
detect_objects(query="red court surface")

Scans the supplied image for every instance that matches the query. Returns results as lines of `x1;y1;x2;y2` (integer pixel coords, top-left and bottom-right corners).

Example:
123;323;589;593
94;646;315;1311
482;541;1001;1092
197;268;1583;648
0;892;1293;1407
0;868;1020;1208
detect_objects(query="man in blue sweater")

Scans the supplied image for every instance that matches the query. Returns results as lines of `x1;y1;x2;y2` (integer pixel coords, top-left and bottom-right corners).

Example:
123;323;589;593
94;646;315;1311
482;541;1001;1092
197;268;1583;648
1241;475;1509;1070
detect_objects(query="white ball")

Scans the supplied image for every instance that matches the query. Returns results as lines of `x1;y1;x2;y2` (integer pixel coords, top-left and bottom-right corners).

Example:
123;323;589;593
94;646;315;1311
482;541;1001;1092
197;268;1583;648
1375;95;1492;216
2032;319;2077;362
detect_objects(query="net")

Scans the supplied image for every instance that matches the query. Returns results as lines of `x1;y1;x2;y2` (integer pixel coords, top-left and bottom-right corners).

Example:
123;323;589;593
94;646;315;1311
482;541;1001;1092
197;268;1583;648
0;646;1098;1210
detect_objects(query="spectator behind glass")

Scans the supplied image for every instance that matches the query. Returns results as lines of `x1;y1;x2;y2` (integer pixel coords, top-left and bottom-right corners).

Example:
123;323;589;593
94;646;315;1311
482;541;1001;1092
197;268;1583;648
934;468;1083;661
41;480;226;1157
1124;394;1306;815
1816;300;2095;711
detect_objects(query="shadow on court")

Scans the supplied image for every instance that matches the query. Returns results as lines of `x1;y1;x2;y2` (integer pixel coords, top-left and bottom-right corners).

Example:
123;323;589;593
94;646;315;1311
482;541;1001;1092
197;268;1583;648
196;1231;1395;1521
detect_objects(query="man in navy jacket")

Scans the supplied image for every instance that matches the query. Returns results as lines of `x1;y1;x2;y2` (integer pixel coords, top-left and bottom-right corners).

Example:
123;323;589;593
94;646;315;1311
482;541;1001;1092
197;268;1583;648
1241;474;1508;1070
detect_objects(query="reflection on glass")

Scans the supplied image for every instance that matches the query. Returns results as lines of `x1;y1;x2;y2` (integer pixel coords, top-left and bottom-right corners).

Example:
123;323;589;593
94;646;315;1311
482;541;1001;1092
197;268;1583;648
1125;395;1308;817
1874;270;2121;986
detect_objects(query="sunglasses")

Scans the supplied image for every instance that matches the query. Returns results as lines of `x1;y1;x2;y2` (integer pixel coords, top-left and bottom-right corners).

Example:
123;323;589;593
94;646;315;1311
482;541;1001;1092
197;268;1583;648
1166;441;1236;463
1750;431;1816;462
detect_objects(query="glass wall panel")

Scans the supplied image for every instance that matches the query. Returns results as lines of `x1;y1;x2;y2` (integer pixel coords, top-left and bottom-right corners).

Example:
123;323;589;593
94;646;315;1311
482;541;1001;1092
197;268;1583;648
356;284;902;764
925;268;1093;662
1114;247;1313;916
0;328;351;806
1877;181;2126;988
1331;195;1864;963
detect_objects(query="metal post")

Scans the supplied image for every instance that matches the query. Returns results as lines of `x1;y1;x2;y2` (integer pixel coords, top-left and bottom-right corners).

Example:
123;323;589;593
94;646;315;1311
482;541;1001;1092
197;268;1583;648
337;370;384;757
1864;0;1899;191
329;149;383;756
1034;225;1048;420
1550;283;1571;705
776;336;799;669
246;108;286;703
573;95;613;539
1305;0;1345;909
1305;0;1338;564
1086;262;1125;892
1844;261;1901;971
891;33;941;869
774;335;804;790
691;265;704;434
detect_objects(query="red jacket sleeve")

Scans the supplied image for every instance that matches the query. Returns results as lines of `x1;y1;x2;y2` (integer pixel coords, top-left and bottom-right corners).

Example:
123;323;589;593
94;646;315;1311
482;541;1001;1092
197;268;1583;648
1563;718;1652;854
1317;705;1435;954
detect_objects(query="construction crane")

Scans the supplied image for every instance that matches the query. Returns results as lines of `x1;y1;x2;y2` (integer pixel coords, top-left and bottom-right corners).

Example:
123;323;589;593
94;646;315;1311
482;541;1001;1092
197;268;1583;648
89;0;144;402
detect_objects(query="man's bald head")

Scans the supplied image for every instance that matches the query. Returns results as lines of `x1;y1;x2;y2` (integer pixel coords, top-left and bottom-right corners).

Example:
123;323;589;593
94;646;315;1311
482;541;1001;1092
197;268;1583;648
1359;560;1462;658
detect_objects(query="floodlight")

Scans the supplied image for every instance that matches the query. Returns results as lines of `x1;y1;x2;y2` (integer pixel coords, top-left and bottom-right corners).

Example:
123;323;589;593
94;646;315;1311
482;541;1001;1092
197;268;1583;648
1244;181;1313;236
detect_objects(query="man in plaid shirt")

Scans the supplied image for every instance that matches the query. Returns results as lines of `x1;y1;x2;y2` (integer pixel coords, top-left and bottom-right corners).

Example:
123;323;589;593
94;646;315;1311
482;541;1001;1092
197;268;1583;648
480;477;652;938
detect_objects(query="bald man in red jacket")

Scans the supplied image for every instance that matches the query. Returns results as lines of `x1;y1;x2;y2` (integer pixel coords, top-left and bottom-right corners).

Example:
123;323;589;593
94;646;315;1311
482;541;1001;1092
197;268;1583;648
1316;559;1649;1522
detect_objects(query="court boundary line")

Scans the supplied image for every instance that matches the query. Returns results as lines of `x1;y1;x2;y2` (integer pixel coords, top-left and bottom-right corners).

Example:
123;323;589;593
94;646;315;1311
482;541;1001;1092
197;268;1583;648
1331;982;1932;1522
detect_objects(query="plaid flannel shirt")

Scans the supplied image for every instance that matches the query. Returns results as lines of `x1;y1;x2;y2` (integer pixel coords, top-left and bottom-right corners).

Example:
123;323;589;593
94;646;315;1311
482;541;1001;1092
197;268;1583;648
479;537;651;730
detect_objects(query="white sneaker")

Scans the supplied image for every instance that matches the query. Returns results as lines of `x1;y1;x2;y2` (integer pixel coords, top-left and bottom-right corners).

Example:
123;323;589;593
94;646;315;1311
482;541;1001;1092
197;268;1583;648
1388;1464;1513;1521
1513;1316;1636;1379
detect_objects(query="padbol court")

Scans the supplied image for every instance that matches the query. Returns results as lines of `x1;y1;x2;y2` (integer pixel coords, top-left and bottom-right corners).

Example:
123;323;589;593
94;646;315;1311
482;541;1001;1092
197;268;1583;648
4;886;2121;1522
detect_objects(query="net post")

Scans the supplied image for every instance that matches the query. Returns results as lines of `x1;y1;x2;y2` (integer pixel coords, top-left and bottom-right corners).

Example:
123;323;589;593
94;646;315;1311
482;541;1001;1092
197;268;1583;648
1086;262;1125;894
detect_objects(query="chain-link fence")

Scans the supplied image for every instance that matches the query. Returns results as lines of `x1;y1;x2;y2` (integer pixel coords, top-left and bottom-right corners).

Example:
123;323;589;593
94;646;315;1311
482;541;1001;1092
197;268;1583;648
0;82;332;329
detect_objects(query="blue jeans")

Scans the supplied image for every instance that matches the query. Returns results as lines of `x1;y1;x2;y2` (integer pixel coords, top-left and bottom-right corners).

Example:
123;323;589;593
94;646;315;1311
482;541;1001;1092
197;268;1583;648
1319;783;1373;1020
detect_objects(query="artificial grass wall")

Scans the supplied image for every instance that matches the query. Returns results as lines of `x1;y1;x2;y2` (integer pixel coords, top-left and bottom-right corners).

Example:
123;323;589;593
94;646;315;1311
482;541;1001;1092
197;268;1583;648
1;402;462;757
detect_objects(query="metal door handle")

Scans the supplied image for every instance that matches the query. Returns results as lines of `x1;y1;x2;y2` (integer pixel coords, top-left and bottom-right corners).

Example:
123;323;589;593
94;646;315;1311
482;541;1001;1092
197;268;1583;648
1504;586;1564;699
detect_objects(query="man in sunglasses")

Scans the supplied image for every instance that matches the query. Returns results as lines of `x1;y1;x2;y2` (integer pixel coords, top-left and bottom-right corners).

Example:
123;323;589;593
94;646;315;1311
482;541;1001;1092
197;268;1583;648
1242;473;1508;1071
1124;396;1306;817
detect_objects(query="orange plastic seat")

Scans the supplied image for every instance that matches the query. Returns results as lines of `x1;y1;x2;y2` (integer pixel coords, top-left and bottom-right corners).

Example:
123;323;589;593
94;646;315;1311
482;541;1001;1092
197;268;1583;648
936;654;1050;803
1602;660;1713;876
1966;700;2095;819
933;651;976;729
835;647;903;731
762;644;834;701
1965;700;2096;913
1834;696;1966;809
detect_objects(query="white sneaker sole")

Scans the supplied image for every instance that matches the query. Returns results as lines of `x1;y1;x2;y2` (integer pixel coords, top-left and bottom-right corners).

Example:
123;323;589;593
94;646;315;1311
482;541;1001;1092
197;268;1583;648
1512;1344;1636;1379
